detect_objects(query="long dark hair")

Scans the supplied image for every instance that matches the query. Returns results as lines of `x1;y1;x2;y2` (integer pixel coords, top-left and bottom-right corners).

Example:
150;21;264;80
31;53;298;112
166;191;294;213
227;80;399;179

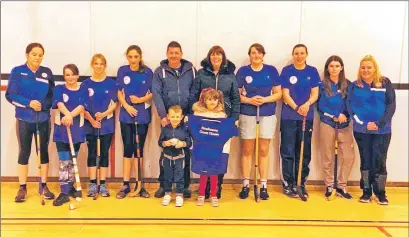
323;55;348;98
125;45;146;71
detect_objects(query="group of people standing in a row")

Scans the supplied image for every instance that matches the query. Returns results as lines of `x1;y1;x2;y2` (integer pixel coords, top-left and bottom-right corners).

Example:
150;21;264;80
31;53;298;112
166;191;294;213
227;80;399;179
6;40;395;208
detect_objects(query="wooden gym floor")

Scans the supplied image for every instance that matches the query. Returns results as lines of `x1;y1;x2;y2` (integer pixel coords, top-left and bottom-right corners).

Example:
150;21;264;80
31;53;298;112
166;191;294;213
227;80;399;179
1;182;408;237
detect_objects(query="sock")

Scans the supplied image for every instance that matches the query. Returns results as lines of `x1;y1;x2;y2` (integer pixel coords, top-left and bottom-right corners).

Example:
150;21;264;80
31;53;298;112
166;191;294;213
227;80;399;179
41;182;47;188
243;178;250;187
124;181;130;187
210;175;218;197
199;175;208;196
20;184;27;190
100;180;106;185
60;183;69;195
260;179;267;189
90;179;96;184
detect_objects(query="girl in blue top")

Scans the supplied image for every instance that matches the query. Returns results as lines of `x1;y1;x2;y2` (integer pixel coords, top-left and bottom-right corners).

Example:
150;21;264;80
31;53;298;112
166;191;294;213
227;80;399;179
347;55;396;205
236;43;282;200
6;43;55;203
317;56;354;200
280;44;320;199
52;64;87;206
81;54;118;198
115;45;153;199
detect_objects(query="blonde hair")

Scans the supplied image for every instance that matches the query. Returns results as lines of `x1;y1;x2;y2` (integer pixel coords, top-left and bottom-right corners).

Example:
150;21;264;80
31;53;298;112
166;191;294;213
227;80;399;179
193;88;225;114
90;53;107;66
168;105;183;114
357;55;384;88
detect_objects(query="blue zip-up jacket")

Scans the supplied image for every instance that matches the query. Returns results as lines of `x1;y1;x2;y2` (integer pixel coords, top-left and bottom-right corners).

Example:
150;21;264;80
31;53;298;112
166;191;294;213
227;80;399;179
317;79;351;129
188;59;240;120
5;64;55;123
152;59;196;119
346;77;396;134
158;123;192;160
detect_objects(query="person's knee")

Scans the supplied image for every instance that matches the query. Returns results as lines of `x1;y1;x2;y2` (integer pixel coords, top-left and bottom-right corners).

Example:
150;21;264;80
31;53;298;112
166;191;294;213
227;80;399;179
18;155;29;165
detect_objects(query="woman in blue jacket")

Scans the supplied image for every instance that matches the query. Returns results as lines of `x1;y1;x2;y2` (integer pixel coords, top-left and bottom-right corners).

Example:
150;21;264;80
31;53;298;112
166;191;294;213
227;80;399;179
318;55;354;200
347;55;396;205
189;45;240;199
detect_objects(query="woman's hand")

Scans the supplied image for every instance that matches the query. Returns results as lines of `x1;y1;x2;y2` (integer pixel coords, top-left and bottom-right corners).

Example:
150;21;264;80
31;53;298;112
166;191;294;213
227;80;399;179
29;100;42;111
124;104;138;117
367;122;378;131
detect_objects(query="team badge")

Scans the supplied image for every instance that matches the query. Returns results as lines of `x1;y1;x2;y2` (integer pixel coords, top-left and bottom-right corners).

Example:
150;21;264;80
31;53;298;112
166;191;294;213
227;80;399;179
124;76;130;85
42;72;48;78
63;93;69;102
88;88;94;97
245;76;253;83
290;76;298;84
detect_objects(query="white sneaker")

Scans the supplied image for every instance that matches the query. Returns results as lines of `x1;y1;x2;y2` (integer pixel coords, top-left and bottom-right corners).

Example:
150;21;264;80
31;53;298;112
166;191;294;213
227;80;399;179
175;196;183;207
162;194;171;206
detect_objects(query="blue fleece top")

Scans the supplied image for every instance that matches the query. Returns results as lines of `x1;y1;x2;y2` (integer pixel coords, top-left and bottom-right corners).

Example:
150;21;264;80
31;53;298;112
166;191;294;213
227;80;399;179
347;77;395;134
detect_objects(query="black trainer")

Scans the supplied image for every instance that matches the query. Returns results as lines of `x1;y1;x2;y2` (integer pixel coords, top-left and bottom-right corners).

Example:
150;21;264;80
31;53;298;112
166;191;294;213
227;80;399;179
336;188;353;200
183;188;192;198
260;187;269;200
154;186;165;198
325;186;334;199
42;186;55;200
283;185;297;198
15;187;27;203
239;186;250;199
300;186;309;198
53;193;70;206
68;187;82;198
139;188;150;198
375;194;389;205
359;192;372;203
116;185;131;199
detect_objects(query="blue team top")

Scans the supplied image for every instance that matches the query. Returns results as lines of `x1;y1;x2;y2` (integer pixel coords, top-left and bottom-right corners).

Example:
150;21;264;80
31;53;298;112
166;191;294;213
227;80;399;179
347;78;396;134
236;64;280;116
317;80;351;129
280;64;320;120
5;64;55;123
187;115;237;175
52;85;88;144
80;77;118;136
116;65;153;124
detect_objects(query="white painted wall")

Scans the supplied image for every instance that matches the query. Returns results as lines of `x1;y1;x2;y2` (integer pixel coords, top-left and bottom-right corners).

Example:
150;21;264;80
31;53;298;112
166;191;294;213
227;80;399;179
1;1;408;182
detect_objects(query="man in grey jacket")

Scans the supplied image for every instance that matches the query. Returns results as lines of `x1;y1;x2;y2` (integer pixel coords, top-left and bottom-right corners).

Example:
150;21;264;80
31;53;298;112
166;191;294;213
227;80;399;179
152;41;196;198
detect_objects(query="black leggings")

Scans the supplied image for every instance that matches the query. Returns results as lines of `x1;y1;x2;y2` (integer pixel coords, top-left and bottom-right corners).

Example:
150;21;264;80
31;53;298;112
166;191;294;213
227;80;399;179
86;133;113;167
17;119;50;165
120;122;148;158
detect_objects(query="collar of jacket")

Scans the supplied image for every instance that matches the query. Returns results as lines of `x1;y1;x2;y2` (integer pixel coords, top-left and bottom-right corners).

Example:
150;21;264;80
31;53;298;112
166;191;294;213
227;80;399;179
201;59;236;75
160;59;193;74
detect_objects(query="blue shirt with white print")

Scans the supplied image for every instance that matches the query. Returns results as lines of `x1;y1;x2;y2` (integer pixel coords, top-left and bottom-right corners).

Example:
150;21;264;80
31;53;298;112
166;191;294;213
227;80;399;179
280;64;320;120
116;65;153;124
81;77;118;136
236;64;280;116
52;85;88;144
5;64;55;123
